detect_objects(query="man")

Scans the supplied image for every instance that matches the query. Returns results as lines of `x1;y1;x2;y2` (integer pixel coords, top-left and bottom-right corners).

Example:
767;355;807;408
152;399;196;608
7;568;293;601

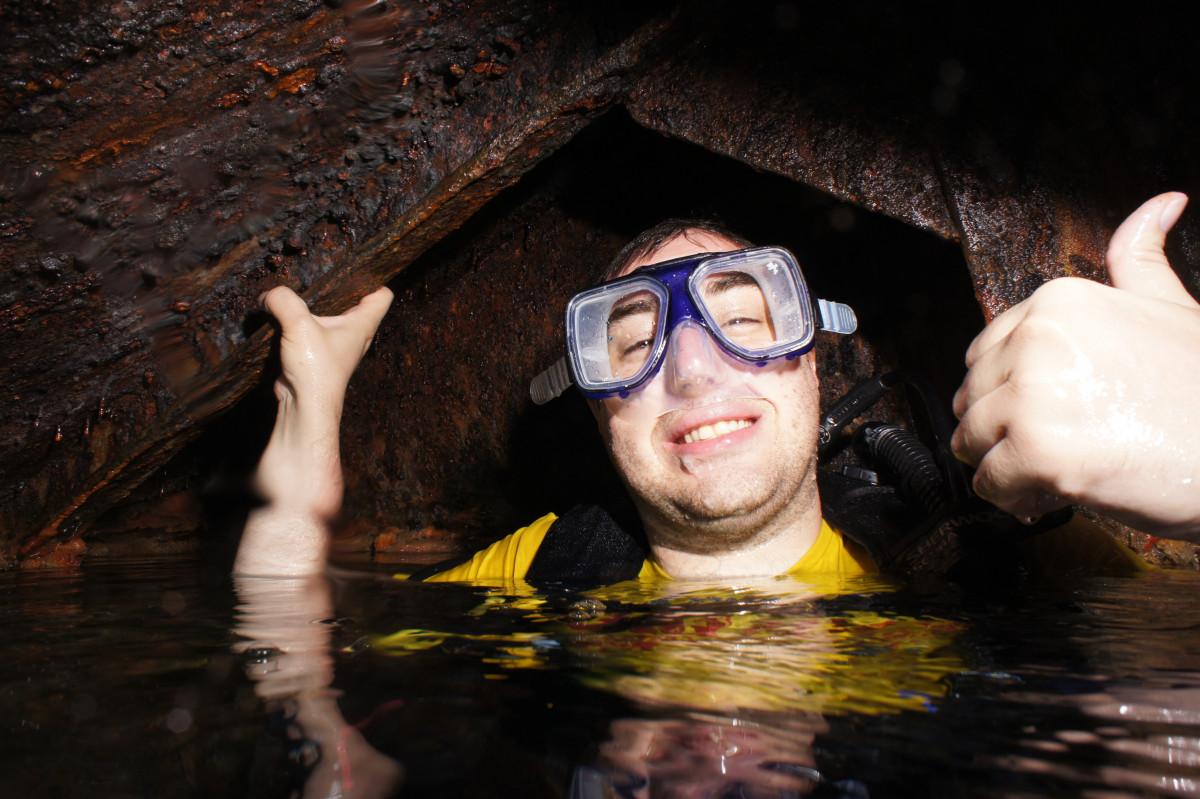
233;192;1198;580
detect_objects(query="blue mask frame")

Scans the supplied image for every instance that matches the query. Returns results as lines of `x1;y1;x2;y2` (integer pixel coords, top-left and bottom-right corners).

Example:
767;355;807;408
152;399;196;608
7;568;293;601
530;246;857;405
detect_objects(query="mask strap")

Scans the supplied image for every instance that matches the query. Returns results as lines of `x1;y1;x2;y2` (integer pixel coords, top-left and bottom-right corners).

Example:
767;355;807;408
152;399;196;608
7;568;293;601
817;299;857;335
530;357;572;405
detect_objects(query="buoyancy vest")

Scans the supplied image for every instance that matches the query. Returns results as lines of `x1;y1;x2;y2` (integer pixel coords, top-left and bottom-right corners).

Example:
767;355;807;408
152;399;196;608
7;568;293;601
410;373;1074;588
408;471;1069;589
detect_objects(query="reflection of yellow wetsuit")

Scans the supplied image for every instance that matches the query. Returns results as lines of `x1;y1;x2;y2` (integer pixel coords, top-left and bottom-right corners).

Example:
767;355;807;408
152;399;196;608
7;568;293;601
381;513;1146;717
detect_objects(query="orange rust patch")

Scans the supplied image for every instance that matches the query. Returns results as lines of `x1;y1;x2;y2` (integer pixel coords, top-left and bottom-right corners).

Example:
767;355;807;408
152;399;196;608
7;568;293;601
21;537;87;570
253;60;280;77
75;135;152;166
216;90;251;109
473;61;508;77
269;67;317;98
373;527;403;552
301;9;328;33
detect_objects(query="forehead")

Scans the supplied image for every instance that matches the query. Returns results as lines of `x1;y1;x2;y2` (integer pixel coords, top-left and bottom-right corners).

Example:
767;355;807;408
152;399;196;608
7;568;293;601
620;230;747;278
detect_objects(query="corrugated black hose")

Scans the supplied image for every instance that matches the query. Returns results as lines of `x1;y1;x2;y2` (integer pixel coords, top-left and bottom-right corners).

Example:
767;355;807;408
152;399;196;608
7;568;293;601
858;422;947;517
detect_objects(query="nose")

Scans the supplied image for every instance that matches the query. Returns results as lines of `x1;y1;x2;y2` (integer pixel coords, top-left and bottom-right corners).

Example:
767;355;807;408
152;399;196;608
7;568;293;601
663;319;728;397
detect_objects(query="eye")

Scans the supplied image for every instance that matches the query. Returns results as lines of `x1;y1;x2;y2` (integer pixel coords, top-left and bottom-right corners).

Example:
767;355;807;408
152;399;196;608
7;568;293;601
621;338;653;358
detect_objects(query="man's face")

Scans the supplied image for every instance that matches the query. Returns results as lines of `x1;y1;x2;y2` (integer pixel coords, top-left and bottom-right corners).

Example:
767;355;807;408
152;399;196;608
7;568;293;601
591;231;821;554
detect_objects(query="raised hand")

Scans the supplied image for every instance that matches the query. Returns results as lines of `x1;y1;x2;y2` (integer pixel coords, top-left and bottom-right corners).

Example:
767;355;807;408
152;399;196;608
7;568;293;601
951;192;1200;541
236;285;393;576
261;285;394;414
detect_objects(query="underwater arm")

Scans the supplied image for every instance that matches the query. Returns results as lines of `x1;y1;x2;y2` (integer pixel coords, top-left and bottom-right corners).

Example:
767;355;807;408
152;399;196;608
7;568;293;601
234;285;393;576
951;192;1200;541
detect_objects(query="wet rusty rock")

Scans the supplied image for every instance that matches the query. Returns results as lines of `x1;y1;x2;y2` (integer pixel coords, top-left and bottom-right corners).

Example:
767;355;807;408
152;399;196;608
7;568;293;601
623;6;1200;319
1;2;1198;568
624;11;958;243
0;0;675;562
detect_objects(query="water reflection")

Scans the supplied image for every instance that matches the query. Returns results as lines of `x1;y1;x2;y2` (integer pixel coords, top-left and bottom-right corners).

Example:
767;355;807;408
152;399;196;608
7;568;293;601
6;560;1200;796
234;575;403;798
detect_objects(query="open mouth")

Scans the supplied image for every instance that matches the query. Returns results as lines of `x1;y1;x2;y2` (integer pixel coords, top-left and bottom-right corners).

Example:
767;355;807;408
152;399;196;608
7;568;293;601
678;418;755;445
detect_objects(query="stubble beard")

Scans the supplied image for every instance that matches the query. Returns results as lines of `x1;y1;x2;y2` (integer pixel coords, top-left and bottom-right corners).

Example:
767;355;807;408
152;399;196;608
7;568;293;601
621;443;820;556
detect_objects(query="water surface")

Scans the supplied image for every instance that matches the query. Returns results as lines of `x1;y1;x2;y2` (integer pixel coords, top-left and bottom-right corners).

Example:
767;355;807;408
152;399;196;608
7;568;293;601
3;556;1200;797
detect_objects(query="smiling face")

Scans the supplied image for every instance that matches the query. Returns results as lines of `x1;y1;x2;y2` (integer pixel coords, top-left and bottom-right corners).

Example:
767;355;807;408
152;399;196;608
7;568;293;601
590;231;822;555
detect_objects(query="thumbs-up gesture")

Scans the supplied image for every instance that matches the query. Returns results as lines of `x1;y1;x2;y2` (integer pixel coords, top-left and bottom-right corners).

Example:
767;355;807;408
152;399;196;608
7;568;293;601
950;193;1200;541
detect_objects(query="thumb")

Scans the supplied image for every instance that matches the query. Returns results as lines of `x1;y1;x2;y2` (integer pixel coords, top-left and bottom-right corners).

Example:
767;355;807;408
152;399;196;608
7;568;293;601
342;286;394;336
1105;192;1198;308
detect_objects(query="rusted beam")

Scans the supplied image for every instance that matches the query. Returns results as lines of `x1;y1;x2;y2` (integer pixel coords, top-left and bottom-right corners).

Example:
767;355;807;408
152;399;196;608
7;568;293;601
0;1;674;563
624;11;958;243
622;6;1200;319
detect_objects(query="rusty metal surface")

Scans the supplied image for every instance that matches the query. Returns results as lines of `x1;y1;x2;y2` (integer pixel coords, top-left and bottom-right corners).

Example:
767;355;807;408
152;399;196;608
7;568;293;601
624;9;958;243
0;0;673;562
3;3;1198;568
623;6;1200;320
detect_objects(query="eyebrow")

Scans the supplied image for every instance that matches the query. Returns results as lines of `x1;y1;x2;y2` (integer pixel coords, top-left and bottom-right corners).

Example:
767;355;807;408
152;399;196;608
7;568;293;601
607;297;657;327
702;271;759;295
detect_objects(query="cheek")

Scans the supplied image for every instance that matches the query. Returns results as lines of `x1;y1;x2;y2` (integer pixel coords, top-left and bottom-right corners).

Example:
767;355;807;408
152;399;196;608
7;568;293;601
763;360;820;420
598;400;656;464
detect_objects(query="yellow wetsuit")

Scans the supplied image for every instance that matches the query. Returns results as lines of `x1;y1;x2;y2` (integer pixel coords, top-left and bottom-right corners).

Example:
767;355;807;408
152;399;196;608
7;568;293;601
423;516;877;582
420;511;1147;584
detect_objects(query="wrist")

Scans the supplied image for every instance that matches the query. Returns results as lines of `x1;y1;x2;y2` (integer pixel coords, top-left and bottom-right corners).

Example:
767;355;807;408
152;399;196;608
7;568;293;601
255;393;346;517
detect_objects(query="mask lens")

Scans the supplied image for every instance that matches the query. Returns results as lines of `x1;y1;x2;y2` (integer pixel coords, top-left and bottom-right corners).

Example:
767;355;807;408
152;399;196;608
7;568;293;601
605;289;662;379
567;278;665;391
697;270;778;350
693;250;813;357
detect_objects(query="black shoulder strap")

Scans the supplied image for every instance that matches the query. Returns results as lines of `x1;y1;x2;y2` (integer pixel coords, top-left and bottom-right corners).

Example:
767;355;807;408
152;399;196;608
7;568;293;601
818;468;1072;577
525;504;647;589
816;469;925;568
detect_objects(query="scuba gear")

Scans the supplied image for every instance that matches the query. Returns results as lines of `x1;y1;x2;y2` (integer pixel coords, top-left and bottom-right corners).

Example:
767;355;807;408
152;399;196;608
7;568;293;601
424;372;1067;590
530;246;857;404
817;372;1070;577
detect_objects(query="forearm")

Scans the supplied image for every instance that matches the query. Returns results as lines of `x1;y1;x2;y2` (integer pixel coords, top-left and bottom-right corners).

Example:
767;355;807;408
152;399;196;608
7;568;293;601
234;391;344;576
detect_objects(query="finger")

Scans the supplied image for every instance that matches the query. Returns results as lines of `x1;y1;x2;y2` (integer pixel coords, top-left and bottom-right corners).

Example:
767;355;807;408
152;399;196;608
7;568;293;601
348;285;394;328
953;336;1016;419
955;319;1022;417
964;298;1031;369
970;434;1072;520
969;437;1036;515
317;286;394;324
260;285;313;329
1105;192;1198;308
323;287;394;343
972;438;1070;520
950;384;1010;467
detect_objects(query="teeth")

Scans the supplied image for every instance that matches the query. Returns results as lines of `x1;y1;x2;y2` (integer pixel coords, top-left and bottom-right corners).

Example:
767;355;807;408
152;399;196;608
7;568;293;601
682;418;752;444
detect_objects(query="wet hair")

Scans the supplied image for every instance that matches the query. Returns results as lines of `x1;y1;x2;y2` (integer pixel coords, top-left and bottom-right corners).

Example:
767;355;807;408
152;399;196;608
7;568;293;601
602;218;754;282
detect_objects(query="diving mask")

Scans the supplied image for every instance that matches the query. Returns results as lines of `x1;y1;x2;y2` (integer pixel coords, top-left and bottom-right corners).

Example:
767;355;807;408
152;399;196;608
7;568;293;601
530;246;857;404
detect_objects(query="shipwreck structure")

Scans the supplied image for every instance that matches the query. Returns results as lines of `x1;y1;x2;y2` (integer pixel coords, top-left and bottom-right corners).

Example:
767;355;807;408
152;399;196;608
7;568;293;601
2;2;1197;567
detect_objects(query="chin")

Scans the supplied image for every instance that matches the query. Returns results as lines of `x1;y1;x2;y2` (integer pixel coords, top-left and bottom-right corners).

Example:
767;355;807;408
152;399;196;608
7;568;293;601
644;481;783;553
